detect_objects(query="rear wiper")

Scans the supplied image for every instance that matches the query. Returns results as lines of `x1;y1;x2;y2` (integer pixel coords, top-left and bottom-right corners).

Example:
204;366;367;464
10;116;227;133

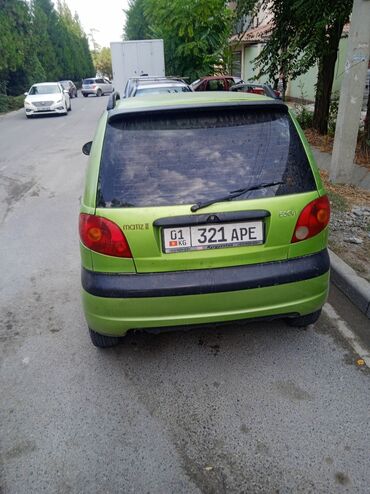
191;181;284;212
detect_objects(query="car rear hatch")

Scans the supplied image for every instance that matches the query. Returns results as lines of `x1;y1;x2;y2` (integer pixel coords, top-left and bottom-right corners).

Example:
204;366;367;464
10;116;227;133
82;79;95;90
94;102;320;273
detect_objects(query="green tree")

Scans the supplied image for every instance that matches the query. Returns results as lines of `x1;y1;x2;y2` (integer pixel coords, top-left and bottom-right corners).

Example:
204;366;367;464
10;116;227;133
0;0;100;97
124;0;151;40
30;0;59;80
55;1;95;80
236;0;352;134
93;48;113;79
0;0;33;94
144;0;233;80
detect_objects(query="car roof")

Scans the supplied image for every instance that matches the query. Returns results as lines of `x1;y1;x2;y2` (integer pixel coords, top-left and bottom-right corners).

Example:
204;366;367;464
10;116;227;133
108;91;285;121
233;81;268;86
136;81;188;89
199;76;235;81
129;76;185;82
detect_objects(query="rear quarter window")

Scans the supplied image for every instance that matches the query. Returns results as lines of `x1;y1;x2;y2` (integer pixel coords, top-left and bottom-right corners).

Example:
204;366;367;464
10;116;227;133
97;107;316;208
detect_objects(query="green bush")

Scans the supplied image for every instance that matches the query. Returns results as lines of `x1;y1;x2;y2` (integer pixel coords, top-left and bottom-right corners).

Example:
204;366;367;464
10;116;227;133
328;92;339;136
295;106;314;129
294;81;314;129
0;94;25;114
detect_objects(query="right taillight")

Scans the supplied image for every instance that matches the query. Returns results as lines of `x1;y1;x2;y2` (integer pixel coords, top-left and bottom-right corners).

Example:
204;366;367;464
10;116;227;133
79;213;132;258
291;195;330;243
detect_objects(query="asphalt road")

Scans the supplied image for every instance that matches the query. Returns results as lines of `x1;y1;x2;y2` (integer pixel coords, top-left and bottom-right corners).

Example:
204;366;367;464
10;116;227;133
0;95;369;494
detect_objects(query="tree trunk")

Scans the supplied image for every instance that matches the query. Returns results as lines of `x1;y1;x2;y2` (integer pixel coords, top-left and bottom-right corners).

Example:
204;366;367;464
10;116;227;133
312;19;345;135
361;82;370;157
365;80;370;144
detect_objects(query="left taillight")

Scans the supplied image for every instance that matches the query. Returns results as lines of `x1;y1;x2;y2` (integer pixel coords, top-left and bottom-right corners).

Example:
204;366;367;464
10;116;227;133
291;195;330;243
79;213;132;258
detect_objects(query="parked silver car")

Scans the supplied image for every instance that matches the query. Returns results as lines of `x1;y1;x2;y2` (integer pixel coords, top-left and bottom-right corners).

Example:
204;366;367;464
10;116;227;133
123;76;191;98
82;77;114;97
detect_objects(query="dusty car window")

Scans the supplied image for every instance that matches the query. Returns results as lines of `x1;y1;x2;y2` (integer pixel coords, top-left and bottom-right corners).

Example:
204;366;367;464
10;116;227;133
97;108;316;207
135;86;191;96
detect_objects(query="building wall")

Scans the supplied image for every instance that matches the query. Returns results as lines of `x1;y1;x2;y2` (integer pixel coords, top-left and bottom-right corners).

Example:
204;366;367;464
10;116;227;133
286;64;318;101
239;37;348;101
286;38;348;101
243;44;266;82
332;37;348;95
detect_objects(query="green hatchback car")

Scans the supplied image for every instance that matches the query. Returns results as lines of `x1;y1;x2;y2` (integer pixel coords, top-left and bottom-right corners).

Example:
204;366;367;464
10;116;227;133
80;91;330;347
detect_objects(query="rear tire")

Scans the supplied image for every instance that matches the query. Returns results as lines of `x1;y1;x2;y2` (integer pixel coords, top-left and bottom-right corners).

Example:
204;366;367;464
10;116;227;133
286;309;321;328
89;328;120;348
97;89;102;97
83;93;88;97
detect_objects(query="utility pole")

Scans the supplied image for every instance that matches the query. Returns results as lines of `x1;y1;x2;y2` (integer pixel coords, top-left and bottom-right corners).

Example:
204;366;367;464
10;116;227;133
330;0;370;183
88;28;101;53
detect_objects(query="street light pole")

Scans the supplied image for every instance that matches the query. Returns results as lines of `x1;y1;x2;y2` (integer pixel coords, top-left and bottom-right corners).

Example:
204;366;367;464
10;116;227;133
330;0;370;183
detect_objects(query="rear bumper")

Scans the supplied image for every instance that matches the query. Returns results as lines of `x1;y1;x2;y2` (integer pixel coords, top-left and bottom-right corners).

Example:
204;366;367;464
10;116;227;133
82;249;330;298
81;250;330;336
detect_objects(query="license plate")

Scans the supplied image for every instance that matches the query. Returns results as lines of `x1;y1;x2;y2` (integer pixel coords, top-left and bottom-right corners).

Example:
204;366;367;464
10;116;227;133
162;221;264;253
36;107;50;111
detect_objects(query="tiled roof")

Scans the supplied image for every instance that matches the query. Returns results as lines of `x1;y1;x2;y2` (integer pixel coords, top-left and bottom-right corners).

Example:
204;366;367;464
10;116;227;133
230;21;273;44
230;21;350;45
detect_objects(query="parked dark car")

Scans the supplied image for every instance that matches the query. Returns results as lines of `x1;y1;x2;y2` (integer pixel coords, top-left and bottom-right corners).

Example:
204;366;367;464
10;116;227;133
59;80;78;98
191;76;239;92
230;82;281;99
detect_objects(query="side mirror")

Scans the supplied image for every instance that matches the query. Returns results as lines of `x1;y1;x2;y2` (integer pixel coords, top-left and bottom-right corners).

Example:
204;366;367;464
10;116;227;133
82;141;92;156
24;92;28;96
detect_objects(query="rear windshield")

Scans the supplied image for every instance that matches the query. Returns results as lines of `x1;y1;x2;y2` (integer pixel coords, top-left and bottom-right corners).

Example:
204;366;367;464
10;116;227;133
135;86;191;96
97;108;316;208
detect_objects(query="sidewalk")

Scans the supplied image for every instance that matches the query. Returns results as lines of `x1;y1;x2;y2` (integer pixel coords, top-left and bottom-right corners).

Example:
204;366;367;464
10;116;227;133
330;249;370;319
312;148;370;191
312;148;370;319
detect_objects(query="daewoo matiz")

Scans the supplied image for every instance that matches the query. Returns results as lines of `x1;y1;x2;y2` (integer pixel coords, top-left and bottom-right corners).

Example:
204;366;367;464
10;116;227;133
80;92;330;347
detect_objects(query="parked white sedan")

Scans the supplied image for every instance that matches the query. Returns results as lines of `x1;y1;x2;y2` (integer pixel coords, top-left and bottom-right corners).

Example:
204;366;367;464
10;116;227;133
24;82;71;118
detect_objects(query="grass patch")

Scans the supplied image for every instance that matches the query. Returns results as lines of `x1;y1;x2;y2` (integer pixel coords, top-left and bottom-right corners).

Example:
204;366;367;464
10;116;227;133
327;189;349;212
0;94;24;114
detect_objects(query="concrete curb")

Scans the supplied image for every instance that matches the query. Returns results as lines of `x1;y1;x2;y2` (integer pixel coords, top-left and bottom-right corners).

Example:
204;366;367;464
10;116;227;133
329;249;370;318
